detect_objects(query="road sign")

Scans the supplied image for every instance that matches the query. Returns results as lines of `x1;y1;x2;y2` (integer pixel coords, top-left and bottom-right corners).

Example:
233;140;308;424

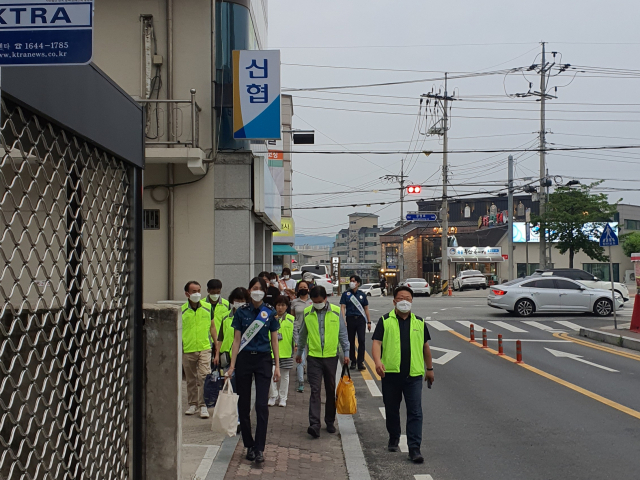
406;213;437;221
0;0;93;66
599;223;619;247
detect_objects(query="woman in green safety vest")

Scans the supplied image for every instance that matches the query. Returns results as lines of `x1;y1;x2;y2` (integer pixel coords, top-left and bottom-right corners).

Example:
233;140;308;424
269;295;296;407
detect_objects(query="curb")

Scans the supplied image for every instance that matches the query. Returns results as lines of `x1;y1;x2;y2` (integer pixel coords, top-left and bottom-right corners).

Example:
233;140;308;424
579;327;640;353
205;434;240;480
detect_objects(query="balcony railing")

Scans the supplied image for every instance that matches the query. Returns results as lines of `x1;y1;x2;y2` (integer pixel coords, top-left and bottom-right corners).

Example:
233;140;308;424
139;88;202;148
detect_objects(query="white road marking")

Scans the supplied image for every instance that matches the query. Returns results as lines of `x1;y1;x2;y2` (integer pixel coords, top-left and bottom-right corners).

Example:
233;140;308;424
554;320;583;331
426;320;452;331
193;445;219;480
369;308;379;312
522;320;564;332
440;308;448;311
379;406;386;419
488;321;528;333
399;435;409;453
365;379;382;397
415;476;435;480
430;346;461;365
545;348;619;372
456;321;491;332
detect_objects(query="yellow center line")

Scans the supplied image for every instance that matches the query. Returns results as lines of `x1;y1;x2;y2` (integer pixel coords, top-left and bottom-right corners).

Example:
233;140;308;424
447;330;640;421
355;339;381;380
553;332;640;361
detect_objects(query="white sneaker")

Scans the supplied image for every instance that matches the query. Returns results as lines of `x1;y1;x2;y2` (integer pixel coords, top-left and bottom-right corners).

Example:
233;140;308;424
200;406;210;418
268;397;277;407
185;405;197;415
278;399;286;407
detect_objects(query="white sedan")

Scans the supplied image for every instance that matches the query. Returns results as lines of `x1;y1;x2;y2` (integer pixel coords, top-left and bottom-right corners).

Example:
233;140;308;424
399;278;431;296
360;283;382;297
290;271;335;296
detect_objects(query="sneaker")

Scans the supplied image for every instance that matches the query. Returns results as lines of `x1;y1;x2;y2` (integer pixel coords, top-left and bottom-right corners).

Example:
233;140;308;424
254;451;265;463
388;438;400;452
246;447;256;461
408;450;424;464
268;397;277;406
278;399;287;407
200;406;210;418
297;383;304;393
326;423;336;434
185;405;197;415
357;364;366;371
307;426;320;438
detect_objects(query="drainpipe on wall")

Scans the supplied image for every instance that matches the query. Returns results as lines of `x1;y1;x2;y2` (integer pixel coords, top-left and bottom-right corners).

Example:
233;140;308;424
167;0;175;300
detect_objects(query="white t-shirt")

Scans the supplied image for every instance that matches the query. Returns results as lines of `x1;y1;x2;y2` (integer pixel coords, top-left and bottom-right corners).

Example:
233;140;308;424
284;279;297;291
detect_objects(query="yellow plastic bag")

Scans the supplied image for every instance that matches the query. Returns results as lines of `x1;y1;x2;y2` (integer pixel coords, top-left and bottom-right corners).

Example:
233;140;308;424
336;365;357;415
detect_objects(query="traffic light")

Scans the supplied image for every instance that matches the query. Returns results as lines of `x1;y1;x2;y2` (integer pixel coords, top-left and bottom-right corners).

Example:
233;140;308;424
406;185;421;194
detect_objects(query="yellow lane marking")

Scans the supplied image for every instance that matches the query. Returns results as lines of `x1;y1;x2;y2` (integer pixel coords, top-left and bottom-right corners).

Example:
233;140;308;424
360;364;373;381
447;330;640;421
355;339;382;380
553;332;640;362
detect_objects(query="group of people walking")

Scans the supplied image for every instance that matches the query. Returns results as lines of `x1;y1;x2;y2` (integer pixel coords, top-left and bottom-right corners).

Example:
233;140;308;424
181;269;435;465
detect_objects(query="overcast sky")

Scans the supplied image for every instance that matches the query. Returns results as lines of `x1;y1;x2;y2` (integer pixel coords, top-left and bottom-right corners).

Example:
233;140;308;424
269;0;640;239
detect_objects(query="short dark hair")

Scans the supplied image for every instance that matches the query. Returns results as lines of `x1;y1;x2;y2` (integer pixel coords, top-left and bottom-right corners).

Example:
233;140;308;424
207;279;222;290
350;275;362;285
309;285;327;300
259;271;270;279
249;277;268;292
296;280;310;295
229;287;250;304
393;285;414;299
274;295;290;308
269;272;278;280
184;280;200;292
282;267;291;276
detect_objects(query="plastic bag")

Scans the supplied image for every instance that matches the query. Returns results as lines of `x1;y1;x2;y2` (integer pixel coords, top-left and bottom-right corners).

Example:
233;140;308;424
211;378;239;437
204;368;225;408
336;364;357;415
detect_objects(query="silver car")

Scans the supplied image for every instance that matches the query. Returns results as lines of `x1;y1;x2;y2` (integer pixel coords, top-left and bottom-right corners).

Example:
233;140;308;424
487;276;623;317
453;270;488;291
399;278;431;296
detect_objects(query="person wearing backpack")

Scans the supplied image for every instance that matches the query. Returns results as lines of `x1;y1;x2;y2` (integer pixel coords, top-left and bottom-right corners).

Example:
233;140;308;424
269;295;296;407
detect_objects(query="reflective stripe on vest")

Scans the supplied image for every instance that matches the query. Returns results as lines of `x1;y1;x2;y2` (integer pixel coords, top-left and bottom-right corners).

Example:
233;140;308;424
182;300;213;353
303;304;341;358
381;310;425;377
272;314;295;359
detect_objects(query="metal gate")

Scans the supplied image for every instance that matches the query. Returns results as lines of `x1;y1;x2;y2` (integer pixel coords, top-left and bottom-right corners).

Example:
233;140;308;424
0;92;140;479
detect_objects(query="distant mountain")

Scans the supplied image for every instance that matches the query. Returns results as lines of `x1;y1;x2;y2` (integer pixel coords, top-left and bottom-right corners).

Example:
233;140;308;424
295;235;334;247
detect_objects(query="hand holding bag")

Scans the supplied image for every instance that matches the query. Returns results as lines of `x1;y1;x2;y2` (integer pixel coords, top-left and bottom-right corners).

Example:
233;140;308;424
210;378;239;436
336;364;357;415
203;368;225;408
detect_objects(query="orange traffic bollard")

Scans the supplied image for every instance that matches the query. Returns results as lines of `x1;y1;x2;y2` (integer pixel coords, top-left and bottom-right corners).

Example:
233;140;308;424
448;286;453;296
482;328;488;348
516;340;523;363
469;324;475;342
498;334;504;355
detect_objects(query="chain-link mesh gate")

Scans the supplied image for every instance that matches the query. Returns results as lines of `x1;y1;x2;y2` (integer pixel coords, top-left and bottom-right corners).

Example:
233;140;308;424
0;96;135;479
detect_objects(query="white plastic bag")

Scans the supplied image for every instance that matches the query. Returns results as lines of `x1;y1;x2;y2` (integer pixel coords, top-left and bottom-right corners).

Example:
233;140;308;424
211;378;239;437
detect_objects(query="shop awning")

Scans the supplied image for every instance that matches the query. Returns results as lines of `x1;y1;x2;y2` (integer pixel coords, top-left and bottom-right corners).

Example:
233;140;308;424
436;255;504;263
273;244;298;255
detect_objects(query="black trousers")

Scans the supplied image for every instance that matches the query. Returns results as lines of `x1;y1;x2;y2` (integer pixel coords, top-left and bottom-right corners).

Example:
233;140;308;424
235;351;272;452
346;315;366;366
306;355;339;432
381;373;423;453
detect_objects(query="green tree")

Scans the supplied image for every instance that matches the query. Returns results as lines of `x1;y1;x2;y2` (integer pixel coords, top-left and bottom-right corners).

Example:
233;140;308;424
534;181;619;268
621;231;640;257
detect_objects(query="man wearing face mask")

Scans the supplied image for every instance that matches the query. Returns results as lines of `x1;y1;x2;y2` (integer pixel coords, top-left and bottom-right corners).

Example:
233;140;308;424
340;275;372;371
372;286;434;464
182;281;218;419
206;279;230;354
296;286;350;438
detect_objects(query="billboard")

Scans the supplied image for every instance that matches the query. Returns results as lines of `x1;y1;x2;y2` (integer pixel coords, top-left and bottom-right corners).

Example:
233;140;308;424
233;49;281;140
512;222;618;243
273;217;295;244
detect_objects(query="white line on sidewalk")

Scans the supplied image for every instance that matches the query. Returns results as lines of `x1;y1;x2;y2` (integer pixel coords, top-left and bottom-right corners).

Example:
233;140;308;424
456;320;491;331
554;320;582;331
415;475;435;480
399;435;409;453
365;379;382;397
522;320;564;332
194;445;219;480
379;406;386;419
337;414;372;480
426;320;452;331
488;321;528;333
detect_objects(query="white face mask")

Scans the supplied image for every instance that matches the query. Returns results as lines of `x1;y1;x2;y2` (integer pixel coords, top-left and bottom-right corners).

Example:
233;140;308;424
349;282;357;289
396;300;412;313
270;280;278;286
251;290;265;302
233;301;246;310
209;294;220;302
303;275;313;282
313;302;326;310
189;292;202;303
283;275;290;280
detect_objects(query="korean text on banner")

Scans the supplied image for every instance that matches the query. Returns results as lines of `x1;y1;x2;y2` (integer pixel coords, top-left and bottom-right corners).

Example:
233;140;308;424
233;50;281;140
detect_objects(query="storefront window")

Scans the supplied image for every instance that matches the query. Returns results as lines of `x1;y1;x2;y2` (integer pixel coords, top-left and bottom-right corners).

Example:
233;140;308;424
386;246;398;267
517;263;540;277
583;263;619;282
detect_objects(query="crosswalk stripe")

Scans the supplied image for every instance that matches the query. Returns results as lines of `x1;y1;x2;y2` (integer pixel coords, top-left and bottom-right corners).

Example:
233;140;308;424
554;320;582;331
415;476;435;480
379;407;386;419
399;435;409;453
456;320;491;332
426;320;452;331
522;320;562;331
488;321;528;333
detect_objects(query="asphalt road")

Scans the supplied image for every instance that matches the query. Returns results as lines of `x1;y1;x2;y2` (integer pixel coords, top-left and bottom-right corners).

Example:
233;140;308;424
331;291;640;480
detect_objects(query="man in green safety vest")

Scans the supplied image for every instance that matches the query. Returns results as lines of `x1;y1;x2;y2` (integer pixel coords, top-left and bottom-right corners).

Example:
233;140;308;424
296;285;350;438
372;285;434;464
206;278;230;341
182;280;218;419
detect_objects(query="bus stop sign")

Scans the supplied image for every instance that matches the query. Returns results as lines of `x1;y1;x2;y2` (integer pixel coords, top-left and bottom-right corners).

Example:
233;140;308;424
0;0;93;66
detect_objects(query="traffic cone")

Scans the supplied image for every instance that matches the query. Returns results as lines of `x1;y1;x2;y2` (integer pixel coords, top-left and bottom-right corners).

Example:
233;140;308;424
448;285;453;296
630;292;640;332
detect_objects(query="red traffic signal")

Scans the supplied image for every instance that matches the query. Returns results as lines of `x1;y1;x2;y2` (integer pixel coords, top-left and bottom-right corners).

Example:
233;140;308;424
406;185;421;194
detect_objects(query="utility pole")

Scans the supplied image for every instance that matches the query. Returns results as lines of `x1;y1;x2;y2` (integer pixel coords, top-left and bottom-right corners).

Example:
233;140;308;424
381;160;408;282
508;155;514;280
539;42;548;269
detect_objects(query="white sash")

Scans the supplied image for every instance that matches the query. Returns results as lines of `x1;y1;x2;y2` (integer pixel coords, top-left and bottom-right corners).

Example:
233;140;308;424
238;307;270;352
350;294;367;318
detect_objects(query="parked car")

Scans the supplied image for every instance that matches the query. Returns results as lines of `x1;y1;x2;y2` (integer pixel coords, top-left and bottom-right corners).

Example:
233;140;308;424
290;271;334;296
399;278;431;296
531;268;629;302
300;264;331;280
360;283;382;297
453;270;488;291
487;276;623;317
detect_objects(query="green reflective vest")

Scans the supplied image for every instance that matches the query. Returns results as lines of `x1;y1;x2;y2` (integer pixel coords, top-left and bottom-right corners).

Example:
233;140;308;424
182;300;213;353
272;314;295;359
219;313;235;357
303;304;341;358
209;297;230;335
381;310;425;377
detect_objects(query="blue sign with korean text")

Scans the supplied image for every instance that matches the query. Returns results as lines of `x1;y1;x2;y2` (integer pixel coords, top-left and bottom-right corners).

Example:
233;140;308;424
599;223;619;247
0;0;93;66
406;213;437;221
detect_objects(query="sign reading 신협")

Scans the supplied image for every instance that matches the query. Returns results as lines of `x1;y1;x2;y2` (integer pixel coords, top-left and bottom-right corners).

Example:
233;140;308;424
233;49;281;140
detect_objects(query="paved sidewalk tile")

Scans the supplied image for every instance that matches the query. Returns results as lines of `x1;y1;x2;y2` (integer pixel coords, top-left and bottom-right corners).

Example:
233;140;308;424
224;371;348;479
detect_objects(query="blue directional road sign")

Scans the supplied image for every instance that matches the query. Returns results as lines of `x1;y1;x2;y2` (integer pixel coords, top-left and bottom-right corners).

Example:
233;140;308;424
599;223;619;247
0;0;93;66
406;213;437;221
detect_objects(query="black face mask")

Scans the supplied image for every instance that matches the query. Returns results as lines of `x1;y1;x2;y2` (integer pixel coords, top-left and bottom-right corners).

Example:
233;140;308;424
298;289;309;297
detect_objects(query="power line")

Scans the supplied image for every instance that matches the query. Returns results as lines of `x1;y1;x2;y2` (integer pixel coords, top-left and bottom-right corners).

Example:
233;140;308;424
269;145;640;155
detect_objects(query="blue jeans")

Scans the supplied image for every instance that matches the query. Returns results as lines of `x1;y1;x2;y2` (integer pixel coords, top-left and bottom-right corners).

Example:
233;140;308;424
296;346;308;384
381;374;423;453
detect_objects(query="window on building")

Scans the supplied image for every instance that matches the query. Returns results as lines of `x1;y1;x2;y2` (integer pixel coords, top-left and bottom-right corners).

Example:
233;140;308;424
359;242;364;249
350;221;356;224
386;246;399;266
583;263;619;282
625;219;640;230
143;209;160;230
365;242;377;246
516;263;540;277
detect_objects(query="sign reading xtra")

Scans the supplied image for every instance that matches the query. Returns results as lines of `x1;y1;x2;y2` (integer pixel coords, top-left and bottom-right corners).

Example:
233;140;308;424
0;0;93;66
233;49;281;140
